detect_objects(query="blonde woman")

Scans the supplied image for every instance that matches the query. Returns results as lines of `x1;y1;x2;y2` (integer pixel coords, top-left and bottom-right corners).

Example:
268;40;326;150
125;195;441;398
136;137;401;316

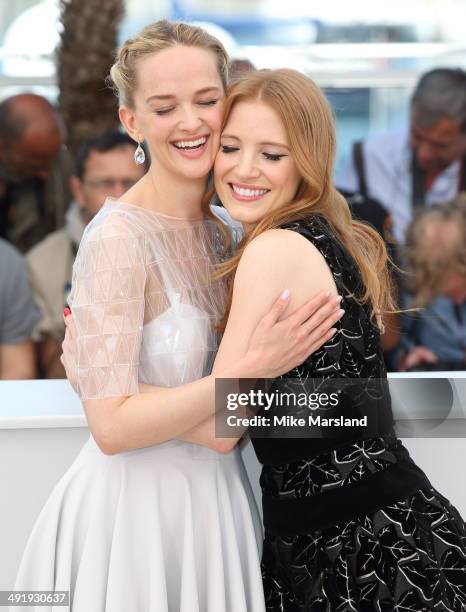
210;69;466;611
13;22;341;612
400;197;466;371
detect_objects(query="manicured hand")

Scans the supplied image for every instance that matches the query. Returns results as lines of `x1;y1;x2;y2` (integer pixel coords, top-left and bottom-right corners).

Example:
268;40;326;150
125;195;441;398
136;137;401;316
245;291;344;378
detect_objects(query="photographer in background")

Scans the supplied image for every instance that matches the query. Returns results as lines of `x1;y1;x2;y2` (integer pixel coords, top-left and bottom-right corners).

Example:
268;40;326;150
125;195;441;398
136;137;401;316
337;68;466;246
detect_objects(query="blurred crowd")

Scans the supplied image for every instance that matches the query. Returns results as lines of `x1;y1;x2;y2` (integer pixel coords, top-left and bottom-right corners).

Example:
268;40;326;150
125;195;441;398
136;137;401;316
336;67;466;372
0;66;465;379
0;93;146;379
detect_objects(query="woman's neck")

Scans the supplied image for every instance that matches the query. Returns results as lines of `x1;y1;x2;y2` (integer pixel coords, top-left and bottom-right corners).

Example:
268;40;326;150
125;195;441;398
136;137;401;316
124;165;208;220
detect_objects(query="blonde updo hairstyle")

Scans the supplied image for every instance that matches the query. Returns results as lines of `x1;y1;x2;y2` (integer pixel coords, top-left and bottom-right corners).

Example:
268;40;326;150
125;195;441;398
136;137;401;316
109;19;230;108
217;69;397;330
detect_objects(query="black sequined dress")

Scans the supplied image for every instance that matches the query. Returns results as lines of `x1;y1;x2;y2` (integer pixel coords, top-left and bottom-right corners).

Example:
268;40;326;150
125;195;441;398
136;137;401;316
251;215;466;612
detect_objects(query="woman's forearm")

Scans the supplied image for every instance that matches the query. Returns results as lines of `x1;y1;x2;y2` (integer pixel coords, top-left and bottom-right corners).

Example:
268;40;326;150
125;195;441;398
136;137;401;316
177;414;221;448
177;412;244;452
89;357;250;454
138;382;245;452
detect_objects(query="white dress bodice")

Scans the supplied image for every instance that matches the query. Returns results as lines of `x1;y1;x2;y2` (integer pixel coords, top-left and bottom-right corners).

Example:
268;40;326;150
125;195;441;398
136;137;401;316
68;199;228;398
140;298;217;387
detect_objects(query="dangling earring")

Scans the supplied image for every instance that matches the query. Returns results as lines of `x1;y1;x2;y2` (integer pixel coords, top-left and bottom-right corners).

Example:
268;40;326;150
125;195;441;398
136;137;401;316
134;138;146;165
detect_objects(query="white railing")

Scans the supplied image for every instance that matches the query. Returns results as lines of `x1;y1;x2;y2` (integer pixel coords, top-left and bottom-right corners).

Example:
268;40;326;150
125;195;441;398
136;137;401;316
1;374;465;590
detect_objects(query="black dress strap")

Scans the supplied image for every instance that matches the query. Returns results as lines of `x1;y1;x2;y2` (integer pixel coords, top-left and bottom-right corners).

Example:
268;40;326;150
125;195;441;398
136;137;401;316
352;141;368;198
411;150;426;208
459;155;466;192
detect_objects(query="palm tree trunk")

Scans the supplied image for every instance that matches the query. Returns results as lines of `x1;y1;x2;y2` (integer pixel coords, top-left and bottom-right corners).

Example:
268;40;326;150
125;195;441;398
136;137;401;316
57;0;125;153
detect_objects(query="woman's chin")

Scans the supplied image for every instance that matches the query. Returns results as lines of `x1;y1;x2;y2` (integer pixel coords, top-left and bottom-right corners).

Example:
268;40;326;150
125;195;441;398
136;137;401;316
223;204;246;223
172;155;215;181
223;207;257;234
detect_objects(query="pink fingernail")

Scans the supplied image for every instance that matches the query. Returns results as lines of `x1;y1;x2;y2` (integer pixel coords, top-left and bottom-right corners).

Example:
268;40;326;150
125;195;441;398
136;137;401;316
281;289;290;300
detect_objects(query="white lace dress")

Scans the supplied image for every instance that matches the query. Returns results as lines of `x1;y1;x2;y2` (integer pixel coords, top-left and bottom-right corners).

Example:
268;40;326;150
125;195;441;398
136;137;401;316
14;200;264;612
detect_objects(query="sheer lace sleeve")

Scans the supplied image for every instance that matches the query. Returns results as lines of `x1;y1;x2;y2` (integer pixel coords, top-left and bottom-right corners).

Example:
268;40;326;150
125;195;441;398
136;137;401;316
68;214;146;400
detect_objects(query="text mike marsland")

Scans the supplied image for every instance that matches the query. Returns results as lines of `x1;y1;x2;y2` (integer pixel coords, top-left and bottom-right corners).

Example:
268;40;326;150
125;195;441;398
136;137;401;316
227;414;369;428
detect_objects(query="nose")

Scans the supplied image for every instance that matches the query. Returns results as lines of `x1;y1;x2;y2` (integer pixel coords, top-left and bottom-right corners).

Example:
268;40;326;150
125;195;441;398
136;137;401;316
179;105;203;132
107;181;130;198
108;184;124;198
415;142;436;168
235;152;261;180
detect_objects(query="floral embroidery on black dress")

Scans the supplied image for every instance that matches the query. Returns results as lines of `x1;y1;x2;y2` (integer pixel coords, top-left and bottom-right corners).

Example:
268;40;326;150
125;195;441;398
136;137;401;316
256;215;466;612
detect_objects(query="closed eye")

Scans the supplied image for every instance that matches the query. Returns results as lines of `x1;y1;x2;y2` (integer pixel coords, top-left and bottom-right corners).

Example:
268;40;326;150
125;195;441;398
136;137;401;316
154;107;174;116
263;152;286;161
198;99;219;106
221;145;239;154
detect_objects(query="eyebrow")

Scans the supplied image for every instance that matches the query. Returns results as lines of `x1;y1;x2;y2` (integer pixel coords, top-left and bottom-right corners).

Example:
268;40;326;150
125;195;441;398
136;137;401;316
146;87;222;103
221;134;290;151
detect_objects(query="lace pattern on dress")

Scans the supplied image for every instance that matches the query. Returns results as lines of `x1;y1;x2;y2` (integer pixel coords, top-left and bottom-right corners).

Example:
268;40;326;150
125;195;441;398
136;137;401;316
68;200;228;399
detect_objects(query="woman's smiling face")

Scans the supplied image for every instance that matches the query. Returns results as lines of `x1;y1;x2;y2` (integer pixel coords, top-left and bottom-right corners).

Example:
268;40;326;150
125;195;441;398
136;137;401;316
121;45;225;181
214;99;301;232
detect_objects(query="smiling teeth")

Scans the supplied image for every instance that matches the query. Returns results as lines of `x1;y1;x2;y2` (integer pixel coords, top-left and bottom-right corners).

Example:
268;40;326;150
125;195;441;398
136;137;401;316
232;185;268;197
173;137;207;149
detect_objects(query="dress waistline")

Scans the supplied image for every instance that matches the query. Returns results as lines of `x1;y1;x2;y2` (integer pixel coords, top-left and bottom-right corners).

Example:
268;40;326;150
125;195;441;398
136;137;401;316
262;458;430;535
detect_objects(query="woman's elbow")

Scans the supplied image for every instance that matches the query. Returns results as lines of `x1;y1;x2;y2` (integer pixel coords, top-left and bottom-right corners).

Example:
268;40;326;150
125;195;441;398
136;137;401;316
92;425;122;455
97;439;121;456
84;401;125;456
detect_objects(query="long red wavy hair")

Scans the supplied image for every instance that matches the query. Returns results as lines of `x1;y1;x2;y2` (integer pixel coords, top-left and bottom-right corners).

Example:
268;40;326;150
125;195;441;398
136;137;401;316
214;69;397;330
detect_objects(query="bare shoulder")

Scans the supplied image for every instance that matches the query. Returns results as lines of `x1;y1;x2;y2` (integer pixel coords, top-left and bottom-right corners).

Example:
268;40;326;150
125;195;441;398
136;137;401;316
238;228;326;276
234;228;337;310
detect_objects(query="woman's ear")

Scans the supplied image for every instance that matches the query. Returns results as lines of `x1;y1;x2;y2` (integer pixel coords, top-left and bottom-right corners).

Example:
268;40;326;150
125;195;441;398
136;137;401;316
119;106;141;143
